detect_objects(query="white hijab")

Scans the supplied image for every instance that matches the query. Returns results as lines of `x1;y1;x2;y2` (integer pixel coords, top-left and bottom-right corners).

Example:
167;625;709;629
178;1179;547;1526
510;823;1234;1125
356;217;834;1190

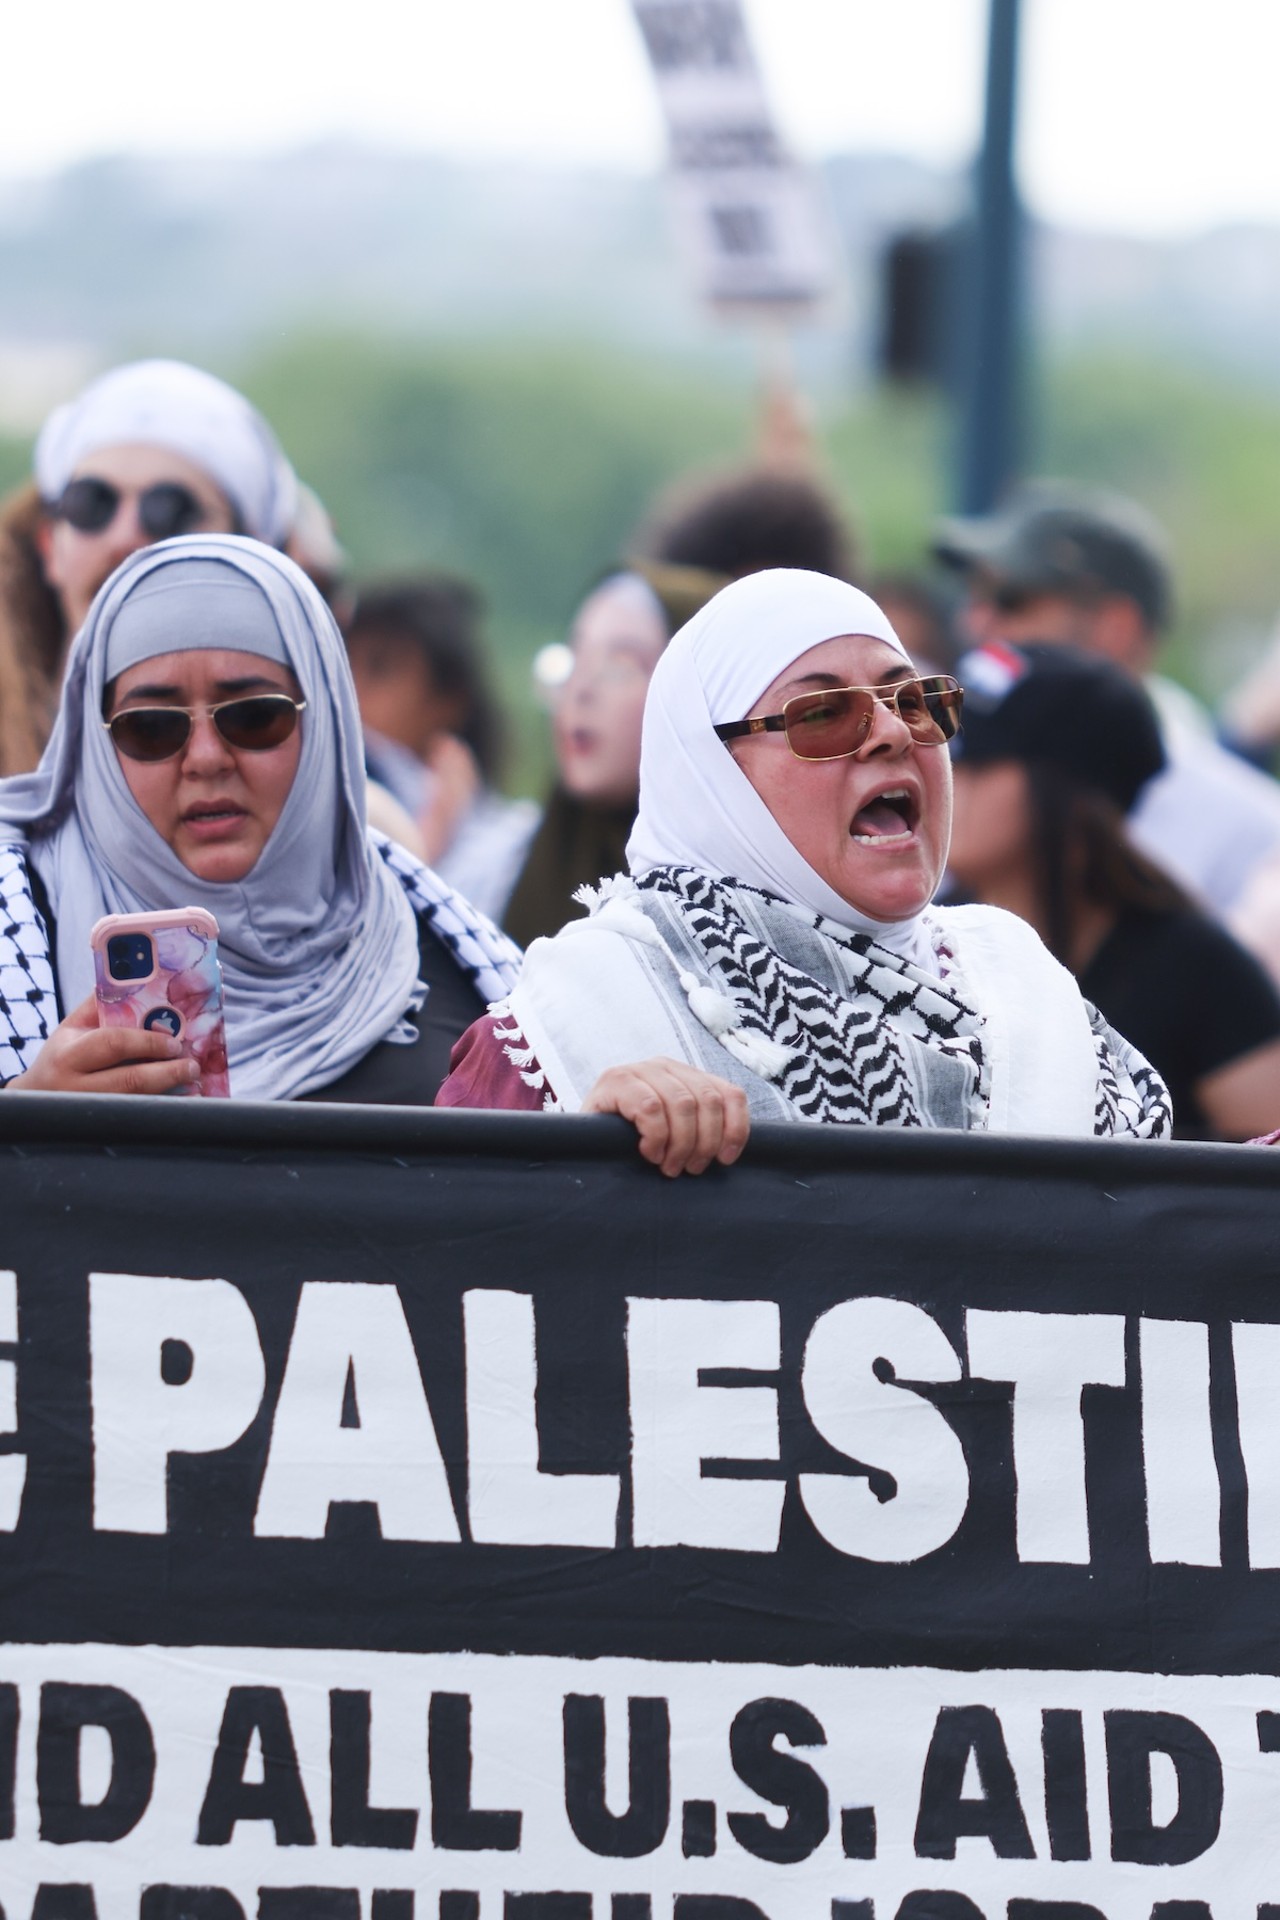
626;567;929;960
34;359;297;545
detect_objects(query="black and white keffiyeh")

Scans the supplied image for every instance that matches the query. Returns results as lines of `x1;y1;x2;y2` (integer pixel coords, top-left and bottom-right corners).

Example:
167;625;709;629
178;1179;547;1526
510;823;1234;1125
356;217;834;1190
1089;1002;1173;1140
633;864;988;1128
635;866;1172;1138
0;844;56;1085
373;832;521;1010
500;865;1171;1139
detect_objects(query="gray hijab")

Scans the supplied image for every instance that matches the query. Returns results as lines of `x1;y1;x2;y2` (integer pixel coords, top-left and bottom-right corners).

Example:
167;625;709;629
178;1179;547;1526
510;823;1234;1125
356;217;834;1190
0;535;422;1099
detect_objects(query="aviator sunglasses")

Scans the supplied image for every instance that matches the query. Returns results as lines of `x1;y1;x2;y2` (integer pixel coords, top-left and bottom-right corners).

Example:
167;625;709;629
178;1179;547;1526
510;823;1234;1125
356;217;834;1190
714;675;964;761
103;695;307;763
52;476;211;541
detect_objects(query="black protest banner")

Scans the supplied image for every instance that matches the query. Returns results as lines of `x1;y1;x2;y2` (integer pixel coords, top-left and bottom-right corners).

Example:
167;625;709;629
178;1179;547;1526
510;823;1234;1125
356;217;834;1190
1;1091;1278;1920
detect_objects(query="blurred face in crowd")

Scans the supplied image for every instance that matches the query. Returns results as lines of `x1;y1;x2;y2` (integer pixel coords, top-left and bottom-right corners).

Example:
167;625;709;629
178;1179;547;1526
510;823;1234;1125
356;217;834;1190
962;572;1153;674
346;624;465;760
946;760;1033;896
554;575;668;805
960;572;1103;649
728;633;953;924
40;444;238;636
105;648;303;884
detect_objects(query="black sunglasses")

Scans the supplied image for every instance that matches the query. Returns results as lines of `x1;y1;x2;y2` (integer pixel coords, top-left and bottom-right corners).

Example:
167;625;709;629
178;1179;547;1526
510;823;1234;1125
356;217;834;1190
714;676;964;760
52;476;209;541
103;694;306;763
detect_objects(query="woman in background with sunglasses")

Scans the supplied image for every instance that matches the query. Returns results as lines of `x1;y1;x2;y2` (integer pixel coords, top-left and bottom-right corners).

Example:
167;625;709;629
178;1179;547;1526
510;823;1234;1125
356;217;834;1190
0;358;296;779
0;535;520;1101
439;568;1171;1154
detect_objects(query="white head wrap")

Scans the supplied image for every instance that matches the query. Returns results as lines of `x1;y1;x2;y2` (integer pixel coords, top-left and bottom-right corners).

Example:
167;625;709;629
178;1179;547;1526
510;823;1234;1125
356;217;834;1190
34;360;297;546
627;567;934;958
0;535;422;1099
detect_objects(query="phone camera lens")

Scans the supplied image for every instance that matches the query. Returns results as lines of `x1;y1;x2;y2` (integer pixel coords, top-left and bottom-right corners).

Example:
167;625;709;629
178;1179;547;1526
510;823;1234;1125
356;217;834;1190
107;933;155;982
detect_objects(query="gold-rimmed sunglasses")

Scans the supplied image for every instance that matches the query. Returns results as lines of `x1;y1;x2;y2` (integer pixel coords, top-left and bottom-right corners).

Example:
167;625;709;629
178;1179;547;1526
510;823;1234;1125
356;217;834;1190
103;694;307;763
714;675;964;761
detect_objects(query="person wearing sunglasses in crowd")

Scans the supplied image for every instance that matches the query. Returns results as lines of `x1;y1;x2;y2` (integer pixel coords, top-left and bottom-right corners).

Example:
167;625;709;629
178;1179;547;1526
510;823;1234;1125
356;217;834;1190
438;569;1172;1166
0;358;296;779
0;535;522;1102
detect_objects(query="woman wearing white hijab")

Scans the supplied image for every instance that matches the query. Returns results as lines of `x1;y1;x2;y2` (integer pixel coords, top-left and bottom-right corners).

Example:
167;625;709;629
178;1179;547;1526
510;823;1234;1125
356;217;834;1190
0;357;298;779
439;568;1171;1158
0;535;520;1101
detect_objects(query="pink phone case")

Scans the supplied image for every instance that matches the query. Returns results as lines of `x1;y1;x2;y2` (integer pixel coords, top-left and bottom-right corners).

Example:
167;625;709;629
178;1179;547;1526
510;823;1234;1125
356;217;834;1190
90;908;231;1098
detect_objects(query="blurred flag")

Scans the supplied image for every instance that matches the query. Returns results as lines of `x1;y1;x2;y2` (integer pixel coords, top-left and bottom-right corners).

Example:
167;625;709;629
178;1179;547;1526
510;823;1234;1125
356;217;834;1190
631;0;838;313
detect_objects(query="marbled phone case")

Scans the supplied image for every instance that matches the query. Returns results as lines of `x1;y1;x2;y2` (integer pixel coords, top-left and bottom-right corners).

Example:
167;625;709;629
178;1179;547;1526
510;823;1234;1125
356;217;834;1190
90;908;230;1097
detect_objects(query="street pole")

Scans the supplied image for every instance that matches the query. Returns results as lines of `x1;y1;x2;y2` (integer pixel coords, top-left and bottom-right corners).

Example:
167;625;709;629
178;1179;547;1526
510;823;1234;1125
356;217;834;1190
956;0;1024;513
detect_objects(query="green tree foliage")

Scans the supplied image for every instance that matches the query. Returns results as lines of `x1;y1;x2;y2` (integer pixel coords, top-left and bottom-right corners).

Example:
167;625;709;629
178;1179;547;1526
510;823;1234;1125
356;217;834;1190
0;437;29;499
241;333;749;628
238;334;756;789
824;383;950;573
242;334;1280;702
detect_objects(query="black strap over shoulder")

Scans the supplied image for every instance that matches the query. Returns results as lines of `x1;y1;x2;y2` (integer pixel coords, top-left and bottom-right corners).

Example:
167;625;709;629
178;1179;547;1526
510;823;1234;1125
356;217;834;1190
25;857;56;958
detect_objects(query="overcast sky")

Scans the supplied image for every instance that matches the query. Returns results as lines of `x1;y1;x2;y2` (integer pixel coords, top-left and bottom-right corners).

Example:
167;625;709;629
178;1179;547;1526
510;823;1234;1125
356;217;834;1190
4;1;1277;238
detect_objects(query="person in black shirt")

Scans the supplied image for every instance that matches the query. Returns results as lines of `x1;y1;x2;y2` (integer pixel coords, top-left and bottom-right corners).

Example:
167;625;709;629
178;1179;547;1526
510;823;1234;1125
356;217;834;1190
946;641;1280;1140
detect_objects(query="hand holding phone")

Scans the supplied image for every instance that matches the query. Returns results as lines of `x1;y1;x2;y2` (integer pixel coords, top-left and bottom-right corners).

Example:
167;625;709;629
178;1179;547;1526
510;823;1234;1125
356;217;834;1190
6;993;201;1097
90;908;230;1097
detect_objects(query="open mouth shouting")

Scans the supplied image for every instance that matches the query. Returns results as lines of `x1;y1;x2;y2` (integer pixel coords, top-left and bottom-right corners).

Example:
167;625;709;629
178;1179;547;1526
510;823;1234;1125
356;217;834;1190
850;785;919;846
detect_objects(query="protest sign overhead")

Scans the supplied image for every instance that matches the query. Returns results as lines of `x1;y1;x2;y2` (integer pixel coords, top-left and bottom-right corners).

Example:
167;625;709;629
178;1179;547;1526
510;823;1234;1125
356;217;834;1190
630;0;837;313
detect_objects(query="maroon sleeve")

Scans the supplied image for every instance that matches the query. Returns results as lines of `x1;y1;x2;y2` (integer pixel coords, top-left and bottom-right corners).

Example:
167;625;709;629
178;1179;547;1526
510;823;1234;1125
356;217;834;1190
434;1015;548;1112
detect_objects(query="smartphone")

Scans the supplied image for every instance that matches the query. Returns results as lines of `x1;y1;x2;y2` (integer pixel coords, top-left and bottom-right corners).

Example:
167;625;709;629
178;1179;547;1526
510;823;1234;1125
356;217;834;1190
90;908;230;1098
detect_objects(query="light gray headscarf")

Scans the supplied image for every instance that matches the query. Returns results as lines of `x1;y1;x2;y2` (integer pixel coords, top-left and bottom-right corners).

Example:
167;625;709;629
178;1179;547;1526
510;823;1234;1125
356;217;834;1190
0;535;423;1099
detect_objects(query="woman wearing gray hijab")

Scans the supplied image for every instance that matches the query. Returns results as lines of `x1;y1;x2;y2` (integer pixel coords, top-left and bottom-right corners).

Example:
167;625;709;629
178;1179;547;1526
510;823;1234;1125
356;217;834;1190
0;535;521;1101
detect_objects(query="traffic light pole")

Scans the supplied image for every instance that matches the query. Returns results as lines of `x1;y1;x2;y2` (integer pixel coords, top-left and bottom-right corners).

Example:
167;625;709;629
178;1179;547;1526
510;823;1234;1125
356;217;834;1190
956;0;1024;513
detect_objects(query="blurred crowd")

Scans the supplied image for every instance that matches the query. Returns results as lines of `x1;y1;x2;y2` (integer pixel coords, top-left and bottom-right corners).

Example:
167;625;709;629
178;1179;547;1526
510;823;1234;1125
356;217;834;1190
3;355;1280;1146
